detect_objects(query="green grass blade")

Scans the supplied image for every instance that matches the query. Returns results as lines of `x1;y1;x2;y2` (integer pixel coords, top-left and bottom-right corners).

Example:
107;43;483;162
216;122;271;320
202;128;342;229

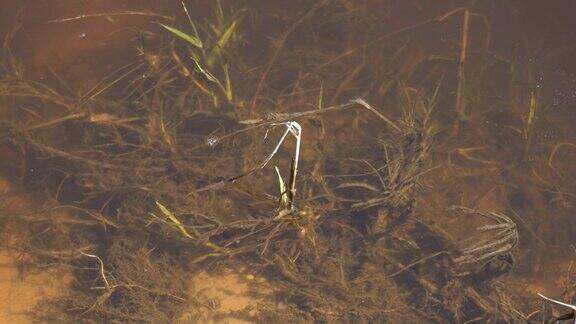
192;59;219;84
275;166;289;207
156;201;196;239
207;21;237;67
156;201;224;252
526;90;536;135
159;23;203;49
223;64;233;101
318;82;323;110
191;59;231;103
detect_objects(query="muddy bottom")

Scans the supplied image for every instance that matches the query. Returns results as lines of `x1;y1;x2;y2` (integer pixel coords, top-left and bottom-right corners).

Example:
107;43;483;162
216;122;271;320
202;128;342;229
1;0;575;323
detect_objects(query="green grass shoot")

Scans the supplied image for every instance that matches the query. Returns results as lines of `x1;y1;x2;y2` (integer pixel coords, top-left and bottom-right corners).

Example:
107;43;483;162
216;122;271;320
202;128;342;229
318;82;323;110
156;201;196;239
275;166;290;207
161;4;236;105
526;89;537;136
207;21;237;67
159;23;203;49
223;63;233;101
192;59;218;83
156;201;224;252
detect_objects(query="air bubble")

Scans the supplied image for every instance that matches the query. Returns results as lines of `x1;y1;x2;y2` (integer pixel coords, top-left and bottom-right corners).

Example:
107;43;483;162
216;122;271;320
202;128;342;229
206;135;219;147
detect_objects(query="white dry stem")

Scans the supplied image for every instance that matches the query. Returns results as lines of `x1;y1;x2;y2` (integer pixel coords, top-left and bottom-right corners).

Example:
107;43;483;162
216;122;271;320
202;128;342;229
538;293;576;312
194;121;302;196
263;121;302;205
81;252;110;289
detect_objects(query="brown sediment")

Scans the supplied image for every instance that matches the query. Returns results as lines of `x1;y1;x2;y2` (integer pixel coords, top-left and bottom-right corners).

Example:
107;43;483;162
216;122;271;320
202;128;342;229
0;177;71;323
0;0;575;322
0;251;71;324
178;267;275;323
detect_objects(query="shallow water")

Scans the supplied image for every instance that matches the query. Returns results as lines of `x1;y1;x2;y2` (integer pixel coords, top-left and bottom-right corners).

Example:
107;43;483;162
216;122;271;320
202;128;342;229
0;0;575;322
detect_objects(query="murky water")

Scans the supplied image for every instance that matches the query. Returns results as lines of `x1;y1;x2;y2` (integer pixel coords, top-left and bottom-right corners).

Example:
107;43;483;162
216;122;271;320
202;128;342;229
0;1;575;322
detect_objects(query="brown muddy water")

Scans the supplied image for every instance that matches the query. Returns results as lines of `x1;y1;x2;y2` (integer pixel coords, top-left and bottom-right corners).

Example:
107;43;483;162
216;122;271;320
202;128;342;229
0;1;575;323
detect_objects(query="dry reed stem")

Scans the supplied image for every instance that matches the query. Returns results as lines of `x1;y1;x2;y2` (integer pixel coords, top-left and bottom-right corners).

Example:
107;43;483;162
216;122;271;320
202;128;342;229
452;9;470;136
47;11;172;23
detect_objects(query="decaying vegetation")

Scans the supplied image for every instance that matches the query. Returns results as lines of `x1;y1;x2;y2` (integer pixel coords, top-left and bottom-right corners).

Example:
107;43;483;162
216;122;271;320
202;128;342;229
0;1;574;322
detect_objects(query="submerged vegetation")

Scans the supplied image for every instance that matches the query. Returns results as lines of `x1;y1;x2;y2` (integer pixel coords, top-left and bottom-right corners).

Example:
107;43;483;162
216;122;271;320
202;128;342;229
0;0;574;322
160;1;237;107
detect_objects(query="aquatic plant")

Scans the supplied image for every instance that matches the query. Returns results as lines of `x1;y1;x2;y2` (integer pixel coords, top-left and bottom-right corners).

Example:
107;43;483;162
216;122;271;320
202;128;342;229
160;2;238;105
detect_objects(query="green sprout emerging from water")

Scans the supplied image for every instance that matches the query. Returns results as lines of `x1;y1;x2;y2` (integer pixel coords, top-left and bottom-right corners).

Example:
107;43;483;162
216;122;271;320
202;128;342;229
267;121;302;210
275;166;290;208
159;1;238;104
153;121;302;253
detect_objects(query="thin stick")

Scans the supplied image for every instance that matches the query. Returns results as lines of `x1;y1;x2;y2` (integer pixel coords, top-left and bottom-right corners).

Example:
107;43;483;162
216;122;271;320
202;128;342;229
320;8;465;68
186;98;391;161
195;121;302;195
453;9;470;134
538;293;576;311
548;142;576;177
352;98;401;132
81;252;110;289
504;197;546;245
369;7;465;48
47;11;171;23
78;61;146;108
181;2;207;60
285;122;302;206
386;251;451;278
24;112;87;132
24;136;165;172
239;100;356;125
